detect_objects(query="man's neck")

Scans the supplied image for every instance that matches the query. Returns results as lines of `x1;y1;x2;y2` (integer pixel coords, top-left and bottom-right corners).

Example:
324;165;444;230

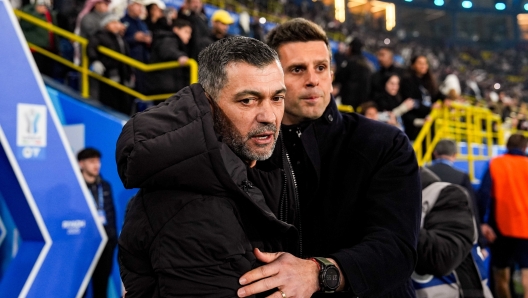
434;155;455;165
82;172;97;184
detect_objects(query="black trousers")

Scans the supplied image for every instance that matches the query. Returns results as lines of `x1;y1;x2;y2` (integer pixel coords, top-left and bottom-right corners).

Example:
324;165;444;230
87;242;116;298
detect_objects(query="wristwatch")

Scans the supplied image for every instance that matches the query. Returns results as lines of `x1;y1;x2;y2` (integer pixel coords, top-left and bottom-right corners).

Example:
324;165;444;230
312;257;341;293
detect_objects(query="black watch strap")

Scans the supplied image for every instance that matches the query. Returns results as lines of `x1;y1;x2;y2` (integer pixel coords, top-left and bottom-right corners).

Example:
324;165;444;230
313;257;341;293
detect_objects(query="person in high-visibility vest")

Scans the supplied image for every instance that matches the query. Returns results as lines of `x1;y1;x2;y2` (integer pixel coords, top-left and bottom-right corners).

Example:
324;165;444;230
478;133;528;298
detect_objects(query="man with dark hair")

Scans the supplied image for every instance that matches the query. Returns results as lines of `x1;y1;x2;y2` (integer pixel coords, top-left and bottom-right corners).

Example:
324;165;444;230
333;37;372;108
116;36;297;297
370;46;405;98
238;18;421;298
427;139;478;206
77;147;117;298
146;19;192;96
178;0;210;59
478;134;528;298
427;139;485;247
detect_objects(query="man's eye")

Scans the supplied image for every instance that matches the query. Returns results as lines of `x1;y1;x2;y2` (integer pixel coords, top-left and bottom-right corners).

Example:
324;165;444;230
317;65;327;71
273;96;285;102
292;67;302;73
240;98;253;104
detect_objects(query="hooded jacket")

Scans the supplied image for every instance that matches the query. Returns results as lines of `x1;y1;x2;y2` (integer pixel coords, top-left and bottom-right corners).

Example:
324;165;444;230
413;168;492;298
116;84;297;297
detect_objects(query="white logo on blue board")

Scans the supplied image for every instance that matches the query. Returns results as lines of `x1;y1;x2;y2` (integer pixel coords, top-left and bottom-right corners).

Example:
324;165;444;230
61;220;86;235
16;103;47;160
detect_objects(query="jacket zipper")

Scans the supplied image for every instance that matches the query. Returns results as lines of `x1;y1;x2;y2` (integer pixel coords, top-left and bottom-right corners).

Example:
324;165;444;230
285;150;303;258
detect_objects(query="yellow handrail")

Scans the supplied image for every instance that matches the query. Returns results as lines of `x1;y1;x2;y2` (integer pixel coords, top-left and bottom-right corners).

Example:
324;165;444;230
413;102;504;181
338;105;354;113
15;8;197;102
14;9;87;44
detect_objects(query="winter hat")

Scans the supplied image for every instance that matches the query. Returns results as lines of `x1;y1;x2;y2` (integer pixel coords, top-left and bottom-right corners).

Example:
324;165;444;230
100;14;121;27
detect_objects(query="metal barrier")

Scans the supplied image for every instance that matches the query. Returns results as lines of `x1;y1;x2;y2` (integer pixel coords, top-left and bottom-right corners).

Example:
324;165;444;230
413;102;504;181
15;9;198;101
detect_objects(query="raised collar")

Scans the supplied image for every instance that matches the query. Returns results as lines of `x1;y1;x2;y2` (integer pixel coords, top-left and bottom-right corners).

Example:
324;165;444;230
432;158;454;167
507;149;526;156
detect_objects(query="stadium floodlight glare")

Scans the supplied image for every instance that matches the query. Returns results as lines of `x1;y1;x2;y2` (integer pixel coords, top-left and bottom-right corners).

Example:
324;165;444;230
434;0;444;6
525;3;528;11
461;1;472;8
404;0;412;2
495;1;506;10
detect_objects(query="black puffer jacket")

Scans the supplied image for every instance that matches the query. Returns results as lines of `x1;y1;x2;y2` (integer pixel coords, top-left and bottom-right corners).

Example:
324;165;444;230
116;84;297;297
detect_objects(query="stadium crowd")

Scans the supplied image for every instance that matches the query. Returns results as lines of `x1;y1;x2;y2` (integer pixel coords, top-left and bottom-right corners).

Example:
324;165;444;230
14;0;528;140
11;0;528;297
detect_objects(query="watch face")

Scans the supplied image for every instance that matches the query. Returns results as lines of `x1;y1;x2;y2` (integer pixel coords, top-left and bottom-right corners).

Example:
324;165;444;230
324;267;340;289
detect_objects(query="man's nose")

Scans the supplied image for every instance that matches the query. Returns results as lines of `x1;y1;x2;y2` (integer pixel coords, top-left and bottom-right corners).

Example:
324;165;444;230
306;68;319;87
256;100;277;124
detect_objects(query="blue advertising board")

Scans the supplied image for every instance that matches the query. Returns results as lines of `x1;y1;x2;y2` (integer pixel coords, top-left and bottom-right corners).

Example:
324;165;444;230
0;0;106;297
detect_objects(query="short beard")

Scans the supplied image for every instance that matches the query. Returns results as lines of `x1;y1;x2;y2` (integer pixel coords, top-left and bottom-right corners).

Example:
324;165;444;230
212;103;277;162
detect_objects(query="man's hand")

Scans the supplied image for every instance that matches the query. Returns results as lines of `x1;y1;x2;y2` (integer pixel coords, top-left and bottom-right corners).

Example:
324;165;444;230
237;248;319;298
134;32;152;45
178;56;189;65
481;223;497;243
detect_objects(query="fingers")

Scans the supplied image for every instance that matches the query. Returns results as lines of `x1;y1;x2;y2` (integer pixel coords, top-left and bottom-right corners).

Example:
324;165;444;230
254;248;283;264
239;260;280;286
266;290;287;298
238;275;281;297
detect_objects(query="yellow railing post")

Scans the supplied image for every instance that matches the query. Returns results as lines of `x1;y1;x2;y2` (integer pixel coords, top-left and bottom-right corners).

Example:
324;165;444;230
466;106;475;180
15;8;198;103
81;44;89;98
188;59;198;84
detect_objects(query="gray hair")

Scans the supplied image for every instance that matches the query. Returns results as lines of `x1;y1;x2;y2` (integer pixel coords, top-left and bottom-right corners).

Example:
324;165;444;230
434;139;457;157
198;36;280;99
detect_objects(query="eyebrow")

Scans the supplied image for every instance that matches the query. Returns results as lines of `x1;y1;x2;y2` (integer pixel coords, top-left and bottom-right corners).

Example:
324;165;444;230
234;88;286;99
288;59;330;68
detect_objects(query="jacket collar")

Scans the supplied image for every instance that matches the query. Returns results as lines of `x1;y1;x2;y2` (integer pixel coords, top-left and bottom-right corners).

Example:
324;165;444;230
507;149;526;156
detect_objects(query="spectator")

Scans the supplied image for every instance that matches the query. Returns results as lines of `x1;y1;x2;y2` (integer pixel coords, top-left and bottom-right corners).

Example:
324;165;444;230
371;46;405;98
427;139;486;246
121;0;151;62
209;10;234;42
121;0;151;93
146;19;192;96
19;0;59;78
359;100;402;128
178;0;209;59
400;55;446;140
372;73;414;119
116;37;296;297
333;37;372;108
55;0;85;33
144;0;171;34
358;101;379;120
414;168;492;298
77;0;111;39
88;14;132;114
478;134;528;298
77;148;117;298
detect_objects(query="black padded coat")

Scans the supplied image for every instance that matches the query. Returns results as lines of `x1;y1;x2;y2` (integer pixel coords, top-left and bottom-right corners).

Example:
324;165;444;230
116;84;297;297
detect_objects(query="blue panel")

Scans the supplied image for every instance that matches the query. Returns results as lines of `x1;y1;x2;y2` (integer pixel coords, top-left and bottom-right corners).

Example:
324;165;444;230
46;83;138;297
0;1;104;296
0;145;43;296
0;192;19;279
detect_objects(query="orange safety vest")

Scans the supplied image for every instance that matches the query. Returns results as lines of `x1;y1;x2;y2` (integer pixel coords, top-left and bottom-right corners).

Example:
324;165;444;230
490;154;528;239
